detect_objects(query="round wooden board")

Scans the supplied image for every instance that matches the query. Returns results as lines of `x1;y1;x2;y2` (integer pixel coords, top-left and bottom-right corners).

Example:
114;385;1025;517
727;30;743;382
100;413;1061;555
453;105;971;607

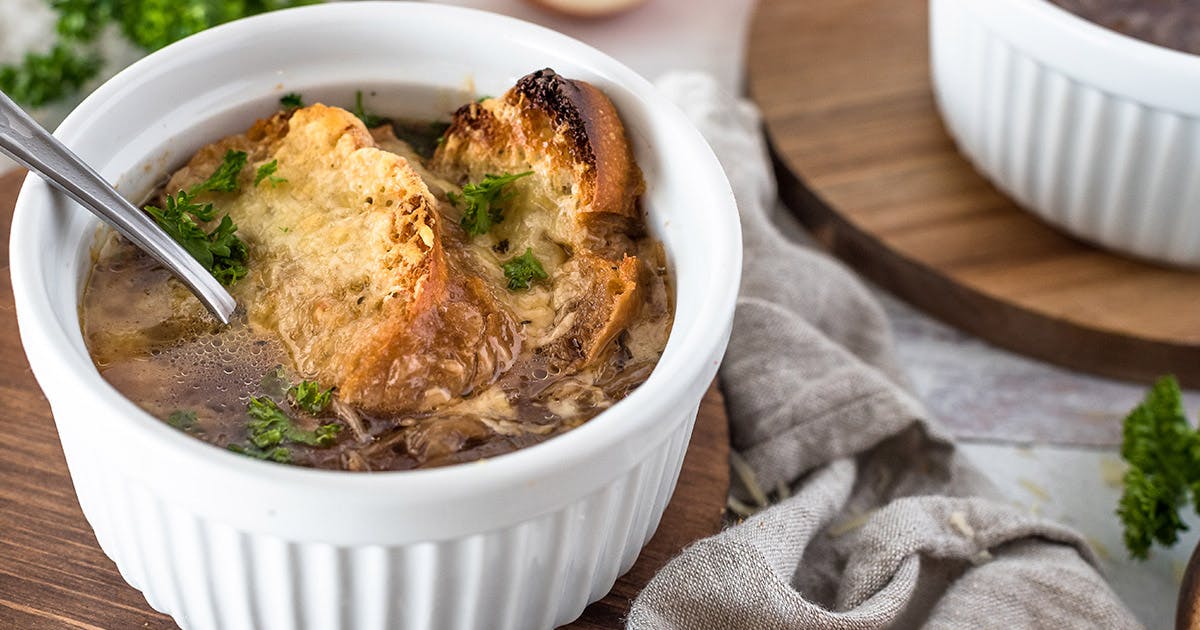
748;0;1200;386
1178;543;1200;629
0;170;729;629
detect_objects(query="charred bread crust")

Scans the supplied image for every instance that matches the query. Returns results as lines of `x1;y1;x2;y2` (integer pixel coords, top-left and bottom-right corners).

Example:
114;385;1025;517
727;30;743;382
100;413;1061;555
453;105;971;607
512;69;644;238
513;69;598;169
435;68;644;252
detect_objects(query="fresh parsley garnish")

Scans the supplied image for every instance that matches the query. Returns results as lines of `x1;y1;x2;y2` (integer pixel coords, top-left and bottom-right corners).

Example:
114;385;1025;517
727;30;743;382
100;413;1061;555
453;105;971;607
1;1;315;108
289;380;333;415
502;248;548;290
229;442;292;463
166;410;197;431
193;150;248;194
145;150;250;286
254;160;286;187
353;90;383;127
0;44;101;108
145;190;248;286
280;92;304;109
206;216;249;285
447;171;533;237
229;395;343;463
1117;375;1200;559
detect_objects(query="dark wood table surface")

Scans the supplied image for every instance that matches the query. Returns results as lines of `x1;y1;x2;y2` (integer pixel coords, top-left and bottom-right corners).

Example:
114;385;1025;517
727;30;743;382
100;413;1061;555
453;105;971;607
0;169;731;629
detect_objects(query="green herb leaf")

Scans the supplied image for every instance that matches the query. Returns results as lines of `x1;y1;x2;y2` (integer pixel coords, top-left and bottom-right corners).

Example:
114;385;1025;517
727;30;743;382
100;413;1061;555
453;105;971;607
448;171;533;237
246;396;291;449
145;190;248;286
0;44;101;108
353;90;384;127
2;1;315;108
231;395;343;462
287;422;343;448
208;215;249;285
228;443;291;463
52;0;115;42
289;380;333;415
254;160;287;187
166;409;197;431
116;1;318;52
280;92;304;109
191;150;248;194
1117;375;1200;558
502;248;549;290
145;192;216;267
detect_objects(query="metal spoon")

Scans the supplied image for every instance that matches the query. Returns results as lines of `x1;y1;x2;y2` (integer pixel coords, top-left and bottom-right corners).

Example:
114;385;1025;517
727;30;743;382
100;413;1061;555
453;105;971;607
0;90;236;324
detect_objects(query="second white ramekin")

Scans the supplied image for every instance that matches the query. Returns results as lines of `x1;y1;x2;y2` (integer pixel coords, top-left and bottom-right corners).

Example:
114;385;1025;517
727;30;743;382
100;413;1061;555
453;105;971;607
8;4;742;629
931;0;1200;267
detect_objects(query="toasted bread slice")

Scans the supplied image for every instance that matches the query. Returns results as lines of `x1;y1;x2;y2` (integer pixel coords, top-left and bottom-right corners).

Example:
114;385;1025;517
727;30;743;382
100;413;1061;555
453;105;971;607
168;104;519;414
431;69;644;366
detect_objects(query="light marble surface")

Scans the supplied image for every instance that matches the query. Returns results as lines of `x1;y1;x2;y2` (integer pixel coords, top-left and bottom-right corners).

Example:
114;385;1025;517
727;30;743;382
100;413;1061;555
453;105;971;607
2;0;1193;626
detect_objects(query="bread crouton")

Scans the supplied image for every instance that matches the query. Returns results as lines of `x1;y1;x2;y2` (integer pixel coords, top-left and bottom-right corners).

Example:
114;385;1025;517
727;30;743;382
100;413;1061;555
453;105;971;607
431;68;644;367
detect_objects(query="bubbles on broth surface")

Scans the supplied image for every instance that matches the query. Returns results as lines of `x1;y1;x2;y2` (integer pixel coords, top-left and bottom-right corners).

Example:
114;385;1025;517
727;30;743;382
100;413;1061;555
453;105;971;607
150;323;288;419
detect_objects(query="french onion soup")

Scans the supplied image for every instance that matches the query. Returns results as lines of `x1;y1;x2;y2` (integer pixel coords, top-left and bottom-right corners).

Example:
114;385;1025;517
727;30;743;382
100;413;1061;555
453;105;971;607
81;69;674;471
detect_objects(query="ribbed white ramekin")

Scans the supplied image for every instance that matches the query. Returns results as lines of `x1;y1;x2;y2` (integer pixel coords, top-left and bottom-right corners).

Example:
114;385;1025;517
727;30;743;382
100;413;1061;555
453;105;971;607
931;0;1200;267
8;4;741;629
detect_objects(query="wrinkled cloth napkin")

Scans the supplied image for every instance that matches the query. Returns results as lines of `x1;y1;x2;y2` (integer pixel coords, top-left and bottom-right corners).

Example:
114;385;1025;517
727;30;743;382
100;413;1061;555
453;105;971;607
627;73;1141;629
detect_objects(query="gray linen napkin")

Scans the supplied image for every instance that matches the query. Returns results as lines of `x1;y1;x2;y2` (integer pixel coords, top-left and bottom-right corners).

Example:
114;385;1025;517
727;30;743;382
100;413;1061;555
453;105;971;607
627;73;1141;629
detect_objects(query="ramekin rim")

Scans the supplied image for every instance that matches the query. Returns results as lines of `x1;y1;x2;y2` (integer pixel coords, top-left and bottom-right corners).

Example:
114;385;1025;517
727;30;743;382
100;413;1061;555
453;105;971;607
953;0;1200;116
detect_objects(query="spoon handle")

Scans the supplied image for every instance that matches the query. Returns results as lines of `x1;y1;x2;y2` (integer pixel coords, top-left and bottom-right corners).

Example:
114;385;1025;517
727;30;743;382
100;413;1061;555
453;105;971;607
0;90;235;325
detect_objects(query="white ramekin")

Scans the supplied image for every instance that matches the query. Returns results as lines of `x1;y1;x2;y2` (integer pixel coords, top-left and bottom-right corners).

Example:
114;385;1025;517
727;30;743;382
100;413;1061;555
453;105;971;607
931;0;1200;267
8;4;741;629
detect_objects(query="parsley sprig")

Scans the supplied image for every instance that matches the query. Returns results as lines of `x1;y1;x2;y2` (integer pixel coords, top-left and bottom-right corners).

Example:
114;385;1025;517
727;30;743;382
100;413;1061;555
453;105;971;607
280;92;304;110
254;160;286;187
229;395;342;463
195;149;247;193
502;248;548;290
289;380;333;415
145;150;249;286
145;191;248;285
0;44;100;108
353;90;383;127
1;1;318;108
1117;375;1200;558
447;171;533;237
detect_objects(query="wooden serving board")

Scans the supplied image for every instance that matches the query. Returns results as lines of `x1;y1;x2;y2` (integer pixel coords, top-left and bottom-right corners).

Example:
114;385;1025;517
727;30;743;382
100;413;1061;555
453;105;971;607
0;170;730;629
748;0;1200;386
1178;543;1200;629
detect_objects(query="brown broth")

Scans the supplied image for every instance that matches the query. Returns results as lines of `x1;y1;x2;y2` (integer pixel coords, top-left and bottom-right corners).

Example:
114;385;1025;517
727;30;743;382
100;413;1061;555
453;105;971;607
1048;0;1200;55
81;117;673;472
